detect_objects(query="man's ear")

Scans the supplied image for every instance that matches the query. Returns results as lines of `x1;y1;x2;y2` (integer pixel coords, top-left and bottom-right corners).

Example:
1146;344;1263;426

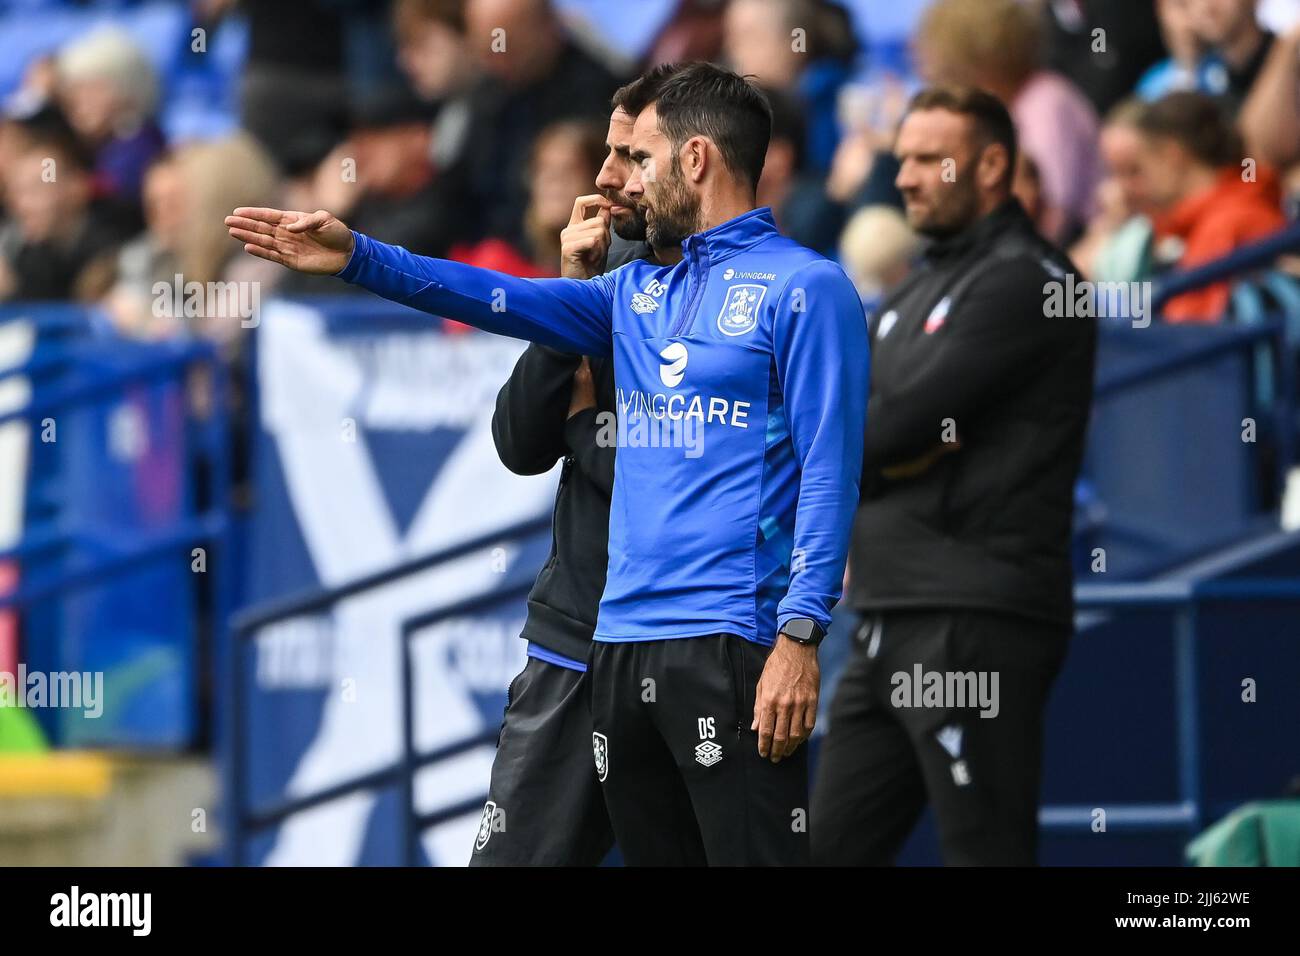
683;136;709;183
978;142;1010;193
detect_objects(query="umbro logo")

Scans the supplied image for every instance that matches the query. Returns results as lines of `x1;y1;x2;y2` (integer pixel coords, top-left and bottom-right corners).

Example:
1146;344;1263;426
694;740;723;767
631;277;670;315
630;292;659;315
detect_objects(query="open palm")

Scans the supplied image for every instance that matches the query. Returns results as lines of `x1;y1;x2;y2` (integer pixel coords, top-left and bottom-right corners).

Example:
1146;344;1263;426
225;207;355;275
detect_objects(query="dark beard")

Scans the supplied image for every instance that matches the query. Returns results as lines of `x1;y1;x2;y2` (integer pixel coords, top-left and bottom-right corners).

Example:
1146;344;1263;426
913;175;983;239
644;159;701;249
602;187;649;242
612;207;649;242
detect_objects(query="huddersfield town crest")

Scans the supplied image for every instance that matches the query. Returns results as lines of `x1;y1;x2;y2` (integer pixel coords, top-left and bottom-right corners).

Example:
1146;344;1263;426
592;732;609;781
475;800;498;851
717;284;766;336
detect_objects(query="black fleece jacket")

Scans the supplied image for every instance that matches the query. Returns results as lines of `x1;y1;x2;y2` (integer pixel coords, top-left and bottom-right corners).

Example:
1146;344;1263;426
848;199;1096;629
492;238;650;661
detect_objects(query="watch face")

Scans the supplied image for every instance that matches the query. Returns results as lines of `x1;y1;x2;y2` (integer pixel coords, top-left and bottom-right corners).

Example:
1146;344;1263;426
785;619;819;643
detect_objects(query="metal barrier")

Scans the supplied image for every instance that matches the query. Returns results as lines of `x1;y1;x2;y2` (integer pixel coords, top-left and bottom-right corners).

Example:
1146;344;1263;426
1;324;232;751
1038;577;1300;836
0;337;231;609
226;514;550;866
1151;220;1300;311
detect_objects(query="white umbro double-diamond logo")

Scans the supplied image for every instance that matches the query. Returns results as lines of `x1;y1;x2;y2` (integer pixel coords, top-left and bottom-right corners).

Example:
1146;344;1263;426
694;740;723;767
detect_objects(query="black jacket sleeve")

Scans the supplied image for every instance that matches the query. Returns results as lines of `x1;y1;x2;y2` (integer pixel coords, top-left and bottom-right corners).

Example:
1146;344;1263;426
863;256;1061;473
492;343;582;475
564;407;615;497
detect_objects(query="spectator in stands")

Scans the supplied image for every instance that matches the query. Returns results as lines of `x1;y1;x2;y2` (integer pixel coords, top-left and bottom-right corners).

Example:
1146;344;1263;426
104;134;280;343
457;0;624;241
55;27;165;215
0;127;124;302
815;78;910;221
298;107;454;259
770;76;912;262
387;0;485;258
1240;23;1300;169
238;0;350;176
1137;0;1219;99
1071;99;1157;283
644;0;726;66
450;120;607;277
1136;91;1286;321
1042;0;1166;114
758;89;844;256
914;0;1101;244
0;101;77;213
721;0;859;174
1192;0;1277;114
837;204;919;314
394;0;481;106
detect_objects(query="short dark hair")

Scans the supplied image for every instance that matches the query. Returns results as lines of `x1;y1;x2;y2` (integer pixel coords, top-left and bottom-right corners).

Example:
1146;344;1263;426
646;61;772;190
611;62;681;117
1136;91;1241;167
903;85;1018;187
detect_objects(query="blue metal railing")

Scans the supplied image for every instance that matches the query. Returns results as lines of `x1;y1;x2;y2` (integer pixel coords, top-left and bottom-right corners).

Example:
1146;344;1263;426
226;514;550;866
1151;220;1300;311
1038;577;1300;836
0;336;231;612
1;321;233;755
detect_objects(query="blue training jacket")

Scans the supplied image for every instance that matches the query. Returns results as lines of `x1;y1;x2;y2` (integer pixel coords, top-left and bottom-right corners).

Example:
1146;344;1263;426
337;207;869;646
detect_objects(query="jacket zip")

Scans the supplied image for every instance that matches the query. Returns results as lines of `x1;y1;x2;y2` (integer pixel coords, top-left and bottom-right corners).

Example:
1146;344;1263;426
546;456;572;567
669;240;709;337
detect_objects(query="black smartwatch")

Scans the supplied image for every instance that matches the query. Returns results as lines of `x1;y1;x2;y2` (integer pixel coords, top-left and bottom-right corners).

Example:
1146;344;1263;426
780;617;825;647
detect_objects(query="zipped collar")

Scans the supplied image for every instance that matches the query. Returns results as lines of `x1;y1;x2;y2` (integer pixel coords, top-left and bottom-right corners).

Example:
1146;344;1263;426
681;206;779;264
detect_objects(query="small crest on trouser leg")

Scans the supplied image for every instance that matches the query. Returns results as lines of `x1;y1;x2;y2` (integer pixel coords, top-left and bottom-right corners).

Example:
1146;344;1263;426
592;732;609;782
475;800;498;851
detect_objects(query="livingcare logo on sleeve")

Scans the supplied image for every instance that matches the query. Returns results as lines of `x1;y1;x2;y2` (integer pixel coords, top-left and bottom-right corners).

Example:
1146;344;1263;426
50;886;151;936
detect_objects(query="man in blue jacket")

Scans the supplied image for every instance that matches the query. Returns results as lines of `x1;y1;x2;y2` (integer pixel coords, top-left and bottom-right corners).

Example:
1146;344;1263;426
226;63;868;865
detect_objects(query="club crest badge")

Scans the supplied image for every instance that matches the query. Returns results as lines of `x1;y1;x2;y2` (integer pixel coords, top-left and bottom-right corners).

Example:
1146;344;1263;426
924;296;951;334
717;284;766;336
475;800;498;851
592;732;609;782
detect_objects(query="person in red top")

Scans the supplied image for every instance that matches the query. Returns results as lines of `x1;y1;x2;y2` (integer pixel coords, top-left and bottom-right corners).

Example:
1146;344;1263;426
1135;91;1287;322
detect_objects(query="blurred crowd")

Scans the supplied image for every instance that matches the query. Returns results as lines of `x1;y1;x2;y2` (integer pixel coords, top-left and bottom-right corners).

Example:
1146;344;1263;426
1;0;1299;340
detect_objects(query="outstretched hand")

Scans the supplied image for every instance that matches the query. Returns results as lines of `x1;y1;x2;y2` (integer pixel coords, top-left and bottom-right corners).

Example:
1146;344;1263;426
225;207;355;275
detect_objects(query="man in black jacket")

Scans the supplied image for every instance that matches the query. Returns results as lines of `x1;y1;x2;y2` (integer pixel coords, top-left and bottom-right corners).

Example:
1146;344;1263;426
470;66;680;865
811;86;1097;866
